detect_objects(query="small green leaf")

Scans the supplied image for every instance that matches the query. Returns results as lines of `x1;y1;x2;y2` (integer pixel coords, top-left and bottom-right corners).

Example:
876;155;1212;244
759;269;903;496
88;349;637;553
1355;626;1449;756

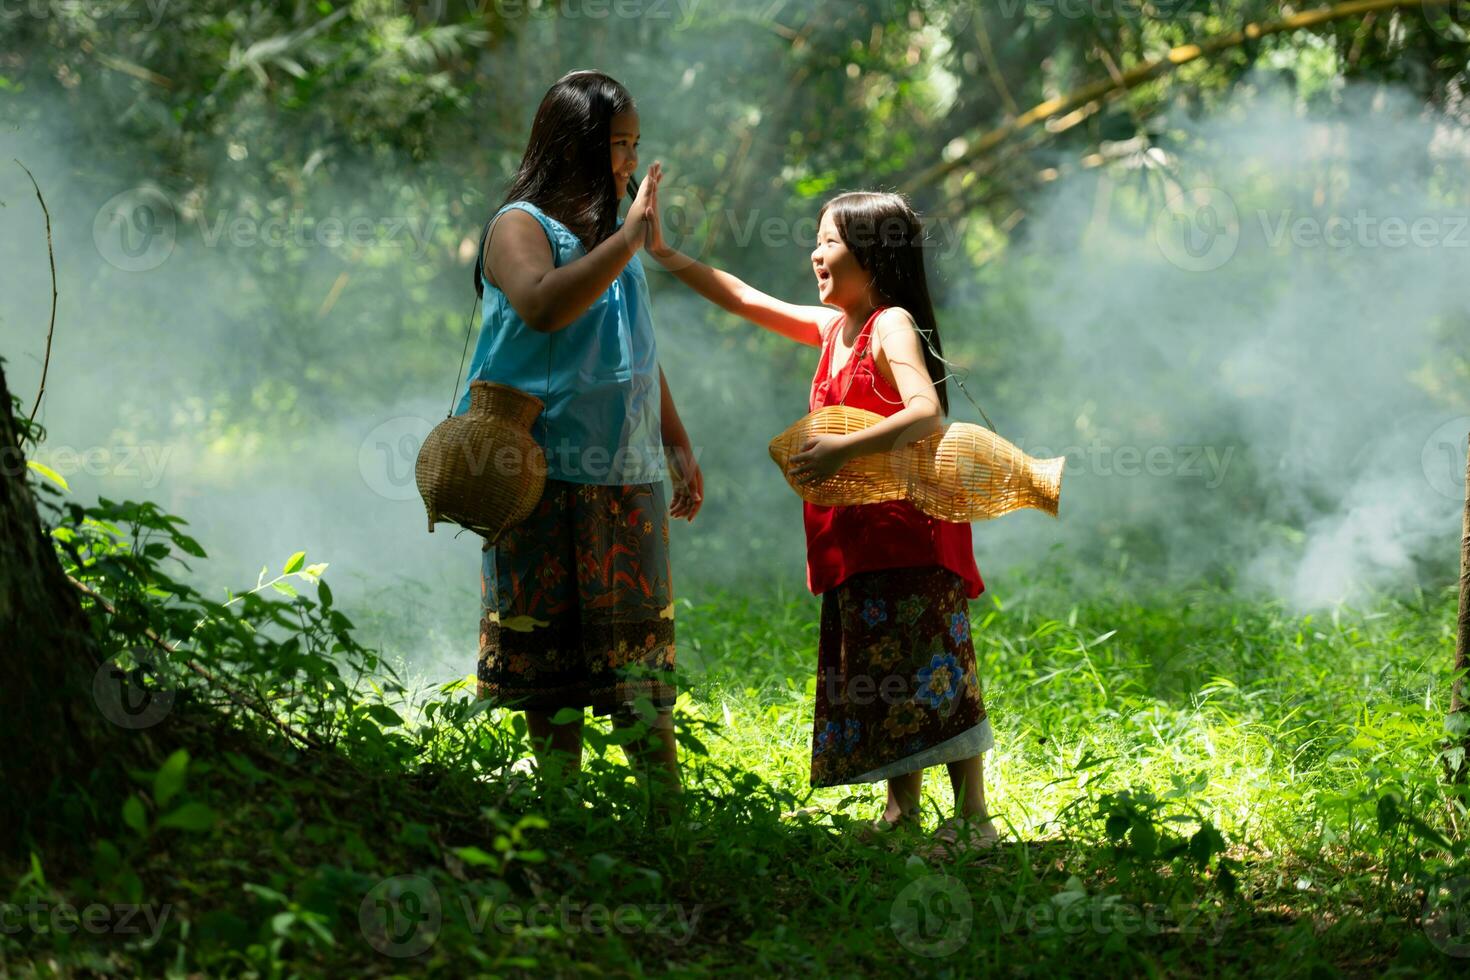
283;551;306;575
271;580;298;598
454;845;500;867
366;704;404;728
154;749;189;809
27;459;69;491
157;802;218;832
122;796;148;835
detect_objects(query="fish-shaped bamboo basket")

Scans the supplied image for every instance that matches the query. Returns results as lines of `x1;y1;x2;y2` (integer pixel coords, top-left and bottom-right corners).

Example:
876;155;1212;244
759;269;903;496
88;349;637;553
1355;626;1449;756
768;405;1064;521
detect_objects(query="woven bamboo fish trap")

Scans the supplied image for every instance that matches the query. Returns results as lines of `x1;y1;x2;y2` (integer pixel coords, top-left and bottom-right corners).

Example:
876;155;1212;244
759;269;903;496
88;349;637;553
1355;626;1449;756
415;381;548;543
768;405;1064;521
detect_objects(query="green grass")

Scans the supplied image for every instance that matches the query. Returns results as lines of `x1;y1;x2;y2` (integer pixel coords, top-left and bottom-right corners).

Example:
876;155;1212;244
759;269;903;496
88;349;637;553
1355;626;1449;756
5;495;1469;976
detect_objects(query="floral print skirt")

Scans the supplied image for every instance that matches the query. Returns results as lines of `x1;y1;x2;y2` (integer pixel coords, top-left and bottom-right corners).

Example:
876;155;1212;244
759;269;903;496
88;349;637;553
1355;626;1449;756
810;566;992;788
477;478;675;718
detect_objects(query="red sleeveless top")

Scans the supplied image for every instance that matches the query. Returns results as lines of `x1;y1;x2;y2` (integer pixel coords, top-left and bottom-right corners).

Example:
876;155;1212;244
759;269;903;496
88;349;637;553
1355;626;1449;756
803;307;984;598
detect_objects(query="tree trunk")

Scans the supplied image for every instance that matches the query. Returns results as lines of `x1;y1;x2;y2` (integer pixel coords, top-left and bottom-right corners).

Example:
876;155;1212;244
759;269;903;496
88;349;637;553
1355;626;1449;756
1449;432;1470;787
0;356;112;848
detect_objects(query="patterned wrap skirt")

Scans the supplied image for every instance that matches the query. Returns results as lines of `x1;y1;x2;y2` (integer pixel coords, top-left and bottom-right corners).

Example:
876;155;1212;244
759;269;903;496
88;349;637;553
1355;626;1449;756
477;478;676;718
810;566;993;788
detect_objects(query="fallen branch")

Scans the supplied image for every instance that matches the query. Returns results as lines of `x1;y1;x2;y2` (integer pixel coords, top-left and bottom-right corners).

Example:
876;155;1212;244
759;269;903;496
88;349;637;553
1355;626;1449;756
14;160;57;429
905;0;1459;195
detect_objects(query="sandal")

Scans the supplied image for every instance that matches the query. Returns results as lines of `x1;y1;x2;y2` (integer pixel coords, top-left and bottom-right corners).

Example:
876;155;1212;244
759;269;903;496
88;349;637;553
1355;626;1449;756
851;810;924;845
925;815;1001;860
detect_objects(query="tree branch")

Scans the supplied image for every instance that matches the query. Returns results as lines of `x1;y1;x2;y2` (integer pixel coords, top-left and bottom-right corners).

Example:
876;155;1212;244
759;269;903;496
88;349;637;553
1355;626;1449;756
14;160;57;430
66;574;327;753
905;0;1456;196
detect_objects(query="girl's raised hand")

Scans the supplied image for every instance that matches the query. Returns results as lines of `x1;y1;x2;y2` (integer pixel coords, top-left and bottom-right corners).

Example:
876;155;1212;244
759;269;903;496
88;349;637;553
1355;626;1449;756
623;160;662;252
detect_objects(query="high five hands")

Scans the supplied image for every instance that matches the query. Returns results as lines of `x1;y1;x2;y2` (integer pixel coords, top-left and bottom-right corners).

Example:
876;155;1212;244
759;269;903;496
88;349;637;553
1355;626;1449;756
625;160;664;255
632;162;704;522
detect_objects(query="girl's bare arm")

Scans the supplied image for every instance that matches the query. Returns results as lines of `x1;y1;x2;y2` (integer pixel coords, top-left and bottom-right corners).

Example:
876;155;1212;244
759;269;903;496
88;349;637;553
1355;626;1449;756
485;165;662;333
843;307;944;455
644;185;828;347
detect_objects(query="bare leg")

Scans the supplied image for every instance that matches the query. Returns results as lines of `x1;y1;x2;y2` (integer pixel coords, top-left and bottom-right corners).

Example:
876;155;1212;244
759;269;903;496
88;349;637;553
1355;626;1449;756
525;708;583;783
611;707;683;819
882;770;924;824
932;755;999;853
946;755;987;820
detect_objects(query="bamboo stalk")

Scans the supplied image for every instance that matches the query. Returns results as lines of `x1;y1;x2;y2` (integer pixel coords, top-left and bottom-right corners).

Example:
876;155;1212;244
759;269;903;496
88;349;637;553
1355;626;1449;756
905;0;1460;195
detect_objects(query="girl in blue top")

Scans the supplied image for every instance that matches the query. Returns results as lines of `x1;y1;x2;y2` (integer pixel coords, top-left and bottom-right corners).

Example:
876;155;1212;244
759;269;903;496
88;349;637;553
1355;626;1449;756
463;70;700;813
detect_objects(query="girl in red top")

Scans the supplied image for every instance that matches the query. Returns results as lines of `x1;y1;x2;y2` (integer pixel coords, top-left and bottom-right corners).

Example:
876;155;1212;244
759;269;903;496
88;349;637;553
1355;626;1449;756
649;189;998;853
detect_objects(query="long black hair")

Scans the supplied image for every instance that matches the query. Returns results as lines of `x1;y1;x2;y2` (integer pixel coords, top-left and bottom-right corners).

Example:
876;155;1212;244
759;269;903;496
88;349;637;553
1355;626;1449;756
473;69;635;297
819;191;950;415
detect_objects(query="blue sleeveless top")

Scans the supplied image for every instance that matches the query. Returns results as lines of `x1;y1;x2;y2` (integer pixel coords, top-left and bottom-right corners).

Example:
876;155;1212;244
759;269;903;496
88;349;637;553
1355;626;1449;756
455;201;666;486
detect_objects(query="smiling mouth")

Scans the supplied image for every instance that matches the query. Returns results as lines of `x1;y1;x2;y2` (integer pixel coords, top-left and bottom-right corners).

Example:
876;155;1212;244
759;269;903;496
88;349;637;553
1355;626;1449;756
815;268;831;284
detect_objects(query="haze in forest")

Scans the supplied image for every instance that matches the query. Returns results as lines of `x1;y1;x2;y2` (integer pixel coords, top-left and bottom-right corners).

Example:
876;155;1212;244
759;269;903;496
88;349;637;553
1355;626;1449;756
2;72;1466;683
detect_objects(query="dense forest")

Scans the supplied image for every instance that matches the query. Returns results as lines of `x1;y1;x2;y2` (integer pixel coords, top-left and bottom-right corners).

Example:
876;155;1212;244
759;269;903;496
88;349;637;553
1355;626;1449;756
4;1;1470;975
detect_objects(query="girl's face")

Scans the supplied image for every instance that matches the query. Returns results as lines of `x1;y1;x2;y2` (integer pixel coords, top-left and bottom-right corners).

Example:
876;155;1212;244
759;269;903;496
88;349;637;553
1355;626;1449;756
610;109;640;191
812;210;869;308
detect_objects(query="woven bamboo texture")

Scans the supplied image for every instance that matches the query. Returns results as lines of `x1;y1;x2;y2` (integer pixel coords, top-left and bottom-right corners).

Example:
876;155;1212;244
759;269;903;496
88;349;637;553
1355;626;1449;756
768;405;1064;521
416;381;548;542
